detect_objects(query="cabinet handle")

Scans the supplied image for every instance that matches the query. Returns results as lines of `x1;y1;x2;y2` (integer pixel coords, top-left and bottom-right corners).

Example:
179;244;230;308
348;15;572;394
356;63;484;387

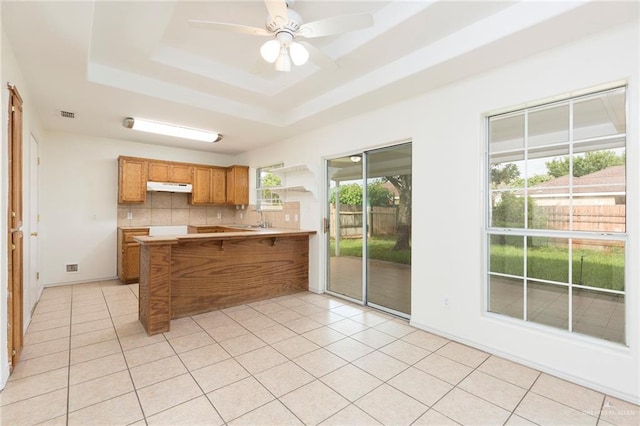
30;232;38;237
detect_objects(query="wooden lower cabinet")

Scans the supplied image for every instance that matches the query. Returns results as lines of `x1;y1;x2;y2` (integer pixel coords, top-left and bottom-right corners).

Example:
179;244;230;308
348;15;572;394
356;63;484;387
187;225;241;233
117;227;149;283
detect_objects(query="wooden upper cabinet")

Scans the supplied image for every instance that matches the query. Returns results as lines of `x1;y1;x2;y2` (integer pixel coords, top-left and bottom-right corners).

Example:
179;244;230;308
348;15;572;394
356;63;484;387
118;155;248;205
148;161;170;182
211;168;227;204
148;161;193;183
190;166;227;205
190;166;213;205
118;157;148;203
226;165;249;206
170;164;193;183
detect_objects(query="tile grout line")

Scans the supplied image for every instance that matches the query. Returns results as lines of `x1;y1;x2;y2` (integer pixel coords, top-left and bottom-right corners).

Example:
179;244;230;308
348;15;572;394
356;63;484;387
164;311;233;424
65;287;74;426
101;282;149;425
506;369;543;425
23;286;634;426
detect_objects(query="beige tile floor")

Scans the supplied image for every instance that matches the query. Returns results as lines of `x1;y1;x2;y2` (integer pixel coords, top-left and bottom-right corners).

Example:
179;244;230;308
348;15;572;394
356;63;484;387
1;280;639;426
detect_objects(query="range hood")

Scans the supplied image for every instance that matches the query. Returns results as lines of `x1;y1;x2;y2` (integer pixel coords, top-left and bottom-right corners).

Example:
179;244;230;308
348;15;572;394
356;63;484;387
146;181;193;193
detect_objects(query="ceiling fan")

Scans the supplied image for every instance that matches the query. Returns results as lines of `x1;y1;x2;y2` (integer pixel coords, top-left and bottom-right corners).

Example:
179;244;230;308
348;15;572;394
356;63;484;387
188;0;373;72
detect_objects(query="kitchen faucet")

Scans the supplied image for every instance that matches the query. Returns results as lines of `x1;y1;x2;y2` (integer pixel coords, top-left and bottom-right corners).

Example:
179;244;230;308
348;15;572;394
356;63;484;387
258;210;268;228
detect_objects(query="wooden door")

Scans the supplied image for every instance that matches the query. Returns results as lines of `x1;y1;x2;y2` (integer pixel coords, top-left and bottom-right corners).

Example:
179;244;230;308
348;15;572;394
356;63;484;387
7;84;24;372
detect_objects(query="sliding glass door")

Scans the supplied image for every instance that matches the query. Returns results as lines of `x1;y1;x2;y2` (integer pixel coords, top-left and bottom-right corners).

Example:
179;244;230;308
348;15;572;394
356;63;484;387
326;156;364;301
326;143;412;317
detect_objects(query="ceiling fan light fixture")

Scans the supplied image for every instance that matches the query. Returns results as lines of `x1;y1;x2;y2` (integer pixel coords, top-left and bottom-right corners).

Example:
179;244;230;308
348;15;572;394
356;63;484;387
289;41;309;66
275;48;291;72
123;117;222;143
260;39;281;63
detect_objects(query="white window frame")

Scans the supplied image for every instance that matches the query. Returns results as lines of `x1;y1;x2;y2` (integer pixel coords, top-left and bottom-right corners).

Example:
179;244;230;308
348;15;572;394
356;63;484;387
256;163;284;211
485;86;628;345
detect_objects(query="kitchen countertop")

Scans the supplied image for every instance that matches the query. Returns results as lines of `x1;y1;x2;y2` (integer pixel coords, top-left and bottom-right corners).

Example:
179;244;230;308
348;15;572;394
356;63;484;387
134;227;316;244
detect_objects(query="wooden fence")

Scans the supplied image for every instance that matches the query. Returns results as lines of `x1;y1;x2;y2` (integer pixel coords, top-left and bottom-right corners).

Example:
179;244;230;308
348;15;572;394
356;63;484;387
539;205;625;249
541;205;625;233
330;205;397;238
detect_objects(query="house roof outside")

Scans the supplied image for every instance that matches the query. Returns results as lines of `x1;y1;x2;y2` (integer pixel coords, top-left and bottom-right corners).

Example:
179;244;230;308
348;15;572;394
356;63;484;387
528;165;625;196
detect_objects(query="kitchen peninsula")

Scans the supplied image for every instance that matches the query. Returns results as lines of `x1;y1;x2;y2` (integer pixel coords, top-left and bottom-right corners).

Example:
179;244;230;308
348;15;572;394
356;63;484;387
135;226;316;335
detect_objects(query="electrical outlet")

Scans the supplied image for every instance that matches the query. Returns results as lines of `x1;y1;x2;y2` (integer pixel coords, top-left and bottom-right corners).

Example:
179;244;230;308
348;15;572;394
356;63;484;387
443;297;449;308
285;214;290;222
216;212;222;219
294;214;298;222
127;212;133;220
66;264;78;272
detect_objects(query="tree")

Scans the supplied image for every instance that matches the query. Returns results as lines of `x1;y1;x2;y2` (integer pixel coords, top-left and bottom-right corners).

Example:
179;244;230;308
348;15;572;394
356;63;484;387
368;181;394;206
546;151;625;178
492;192;546;246
259;171;282;206
330;182;393;207
491;163;520;187
384;175;411;251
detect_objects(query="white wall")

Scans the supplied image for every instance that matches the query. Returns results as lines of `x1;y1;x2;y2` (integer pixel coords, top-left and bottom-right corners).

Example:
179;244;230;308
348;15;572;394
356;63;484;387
39;132;237;286
237;22;640;403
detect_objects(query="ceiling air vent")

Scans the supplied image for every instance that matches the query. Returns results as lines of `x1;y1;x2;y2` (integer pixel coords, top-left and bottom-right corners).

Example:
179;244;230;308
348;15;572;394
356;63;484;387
60;110;75;119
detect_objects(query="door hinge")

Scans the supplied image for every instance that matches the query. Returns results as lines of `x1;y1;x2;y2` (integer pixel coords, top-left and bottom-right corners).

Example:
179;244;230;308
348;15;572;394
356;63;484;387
36;272;40;280
38;157;41;166
11;105;15;112
12;349;16;356
37;214;40;222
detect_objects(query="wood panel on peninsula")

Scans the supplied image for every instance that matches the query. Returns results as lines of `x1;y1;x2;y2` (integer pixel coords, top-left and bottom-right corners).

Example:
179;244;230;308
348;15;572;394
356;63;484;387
135;228;316;335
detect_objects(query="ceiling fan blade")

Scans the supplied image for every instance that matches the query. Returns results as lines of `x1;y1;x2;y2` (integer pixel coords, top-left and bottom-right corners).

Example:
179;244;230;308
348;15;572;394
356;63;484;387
299;41;338;70
188;20;271;37
297;14;373;38
264;0;288;23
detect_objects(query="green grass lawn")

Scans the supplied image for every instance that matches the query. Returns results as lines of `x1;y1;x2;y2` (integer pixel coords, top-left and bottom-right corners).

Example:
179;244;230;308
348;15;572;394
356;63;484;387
490;244;624;291
329;237;411;265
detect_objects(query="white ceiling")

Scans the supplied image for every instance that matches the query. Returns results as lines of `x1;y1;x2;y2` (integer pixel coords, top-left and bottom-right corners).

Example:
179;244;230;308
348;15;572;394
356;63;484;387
2;1;638;154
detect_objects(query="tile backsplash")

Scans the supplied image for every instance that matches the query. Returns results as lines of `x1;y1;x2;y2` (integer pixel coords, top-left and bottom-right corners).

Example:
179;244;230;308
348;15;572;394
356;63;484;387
117;192;301;229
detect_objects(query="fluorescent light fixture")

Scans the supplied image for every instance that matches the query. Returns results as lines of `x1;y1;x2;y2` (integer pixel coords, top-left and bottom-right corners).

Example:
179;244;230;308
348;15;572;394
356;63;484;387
123;117;222;143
